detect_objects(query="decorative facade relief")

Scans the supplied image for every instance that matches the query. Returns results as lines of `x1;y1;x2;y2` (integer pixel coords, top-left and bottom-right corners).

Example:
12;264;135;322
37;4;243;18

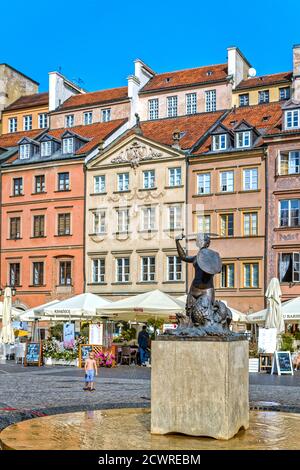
111;141;162;168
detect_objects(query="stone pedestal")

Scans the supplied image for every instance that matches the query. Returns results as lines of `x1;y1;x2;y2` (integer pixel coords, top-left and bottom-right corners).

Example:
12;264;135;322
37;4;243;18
151;337;249;440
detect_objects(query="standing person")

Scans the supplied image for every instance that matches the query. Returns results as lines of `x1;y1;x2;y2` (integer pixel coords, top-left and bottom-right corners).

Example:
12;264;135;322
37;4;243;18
84;352;98;391
138;325;149;366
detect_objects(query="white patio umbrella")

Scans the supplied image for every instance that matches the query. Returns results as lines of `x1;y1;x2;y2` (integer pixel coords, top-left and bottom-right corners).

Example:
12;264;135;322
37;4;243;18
247;296;300;324
0;302;21;320
265;278;284;333
98;289;185;322
17;300;60;322
0;287;15;344
43;293;112;320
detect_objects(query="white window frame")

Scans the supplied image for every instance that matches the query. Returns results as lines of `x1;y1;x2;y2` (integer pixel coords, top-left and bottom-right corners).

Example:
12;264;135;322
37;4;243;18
83;111;93;125
258;90;269;104
279;151;300;175
213;134;227;151
38;113;48;129
243;168;258;191
143;170;155;189
186;93;197;115
41;141;52;157
236;131;251;148
205;90;216;112
197;214;211;234
62;138;74;154
221;264;235;288
279;87;290;101
65;115;74;127
220;171;234;192
148;99;159;120
20;144;30;159
167;96;178;117
141;256;156;282
169;205;182;230
167;256;182;281
23;115;32;131
93;211;106;234
243;212;258;236
101;108;111;122
117;209;129;233
117;173;129;191
9;117;17;133
244;263;259;288
239;94;249;107
197;173;211;194
169;167;182;187
92;258;105;283
142;207;156;231
116;257;130;282
285;110;300;129
279;199;300;227
94;175;106;193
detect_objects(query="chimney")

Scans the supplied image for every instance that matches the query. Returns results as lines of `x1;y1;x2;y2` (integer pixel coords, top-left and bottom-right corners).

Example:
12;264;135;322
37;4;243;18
172;129;181;150
49;72;85;111
227;46;251;89
128;59;155;127
293;45;300;101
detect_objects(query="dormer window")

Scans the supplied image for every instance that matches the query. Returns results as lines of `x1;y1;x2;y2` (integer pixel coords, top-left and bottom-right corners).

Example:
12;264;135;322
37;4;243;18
20;144;31;159
236;131;251;148
41;141;52;157
63;137;74;154
285;109;300;129
213;134;227;151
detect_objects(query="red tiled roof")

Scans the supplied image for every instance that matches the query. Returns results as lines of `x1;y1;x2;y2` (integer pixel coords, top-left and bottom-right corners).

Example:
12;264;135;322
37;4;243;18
0;129;44;148
137;112;225;150
194;102;282;154
3;92;49;112
47;119;127;154
235;72;292;91
140;64;228;93
58;87;128;111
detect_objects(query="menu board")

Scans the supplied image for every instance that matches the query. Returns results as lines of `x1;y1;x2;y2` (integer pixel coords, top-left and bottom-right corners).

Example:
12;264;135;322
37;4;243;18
89;323;103;345
25;342;42;366
258;328;277;354
272;351;294;376
79;344;93;367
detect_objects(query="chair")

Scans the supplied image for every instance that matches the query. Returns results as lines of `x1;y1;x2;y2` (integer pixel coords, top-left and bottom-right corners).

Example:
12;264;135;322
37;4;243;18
15;343;26;365
130;348;137;365
120;346;131;365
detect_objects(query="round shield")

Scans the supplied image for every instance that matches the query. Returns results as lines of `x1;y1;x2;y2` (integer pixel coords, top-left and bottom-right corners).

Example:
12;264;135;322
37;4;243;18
196;248;222;275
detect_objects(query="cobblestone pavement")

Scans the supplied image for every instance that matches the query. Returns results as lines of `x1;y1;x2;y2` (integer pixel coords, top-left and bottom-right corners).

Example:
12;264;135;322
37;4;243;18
0;363;299;431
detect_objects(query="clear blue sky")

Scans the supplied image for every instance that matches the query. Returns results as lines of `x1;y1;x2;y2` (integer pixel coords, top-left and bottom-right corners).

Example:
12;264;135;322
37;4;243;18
1;0;299;92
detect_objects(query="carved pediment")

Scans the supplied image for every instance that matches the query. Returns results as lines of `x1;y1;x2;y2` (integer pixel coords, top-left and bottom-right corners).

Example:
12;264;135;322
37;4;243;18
111;141;163;168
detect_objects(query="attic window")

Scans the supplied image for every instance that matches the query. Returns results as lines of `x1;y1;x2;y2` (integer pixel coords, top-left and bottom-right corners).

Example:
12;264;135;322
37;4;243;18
206;70;213;76
230;120;237;126
262;116;270;122
165;77;172;83
179;131;186;139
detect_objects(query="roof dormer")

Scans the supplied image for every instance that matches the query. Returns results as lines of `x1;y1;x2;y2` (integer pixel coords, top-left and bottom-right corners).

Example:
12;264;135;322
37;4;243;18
232;120;259;149
39;134;61;157
18;137;39;160
282;99;300;130
210;123;232;151
61;130;89;155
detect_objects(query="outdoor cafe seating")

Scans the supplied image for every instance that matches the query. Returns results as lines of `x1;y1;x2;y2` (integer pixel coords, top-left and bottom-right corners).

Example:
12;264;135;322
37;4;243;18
117;345;139;365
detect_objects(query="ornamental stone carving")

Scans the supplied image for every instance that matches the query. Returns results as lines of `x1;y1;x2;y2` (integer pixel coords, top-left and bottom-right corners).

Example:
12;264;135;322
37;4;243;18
111;141;162;168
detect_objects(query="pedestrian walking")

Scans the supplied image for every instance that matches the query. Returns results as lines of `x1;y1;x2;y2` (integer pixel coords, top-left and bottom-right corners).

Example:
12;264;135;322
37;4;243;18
84;352;98;391
138;325;150;366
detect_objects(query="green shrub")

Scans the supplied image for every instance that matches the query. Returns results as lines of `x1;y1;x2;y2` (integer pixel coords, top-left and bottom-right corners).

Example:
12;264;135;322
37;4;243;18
280;334;294;352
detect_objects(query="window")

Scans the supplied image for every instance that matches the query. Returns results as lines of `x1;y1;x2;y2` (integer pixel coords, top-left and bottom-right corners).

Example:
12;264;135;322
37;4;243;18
244;263;259;288
221;264;234;288
143;170;155;189
279;151;300;175
117;209;129;232
220;171;234;192
197;214;211;233
220;214;234;237
62;138;74;154
148;99;159;120
117;173;129;191
236;131;251;148
169;205;182;230
92;258;105;283
279;253;300;282
9;263;20;286
116;258;130;282
205;90;216;112
10;217;21;239
169;167;182;187
33;262;44;286
83;112;93;125
41;141;52;157
186;93;197;115
94;175;106;193
20;144;30;159
8;117;17;133
197;173;211;194
35;175;45;193
167;96;178;117
285;110;300;129
239;94;249;107
142;207;156;231
39;113;48;129
243;168;258;190
65;115;74;127
93;211;106;234
280;199;300;227
58;172;70;191
101;109;111;122
244;212;258;236
279;87;290;101
58;213;71;235
141;257;155;282
258;90;269;104
59;261;72;285
167;256;182;281
13;178;23;196
33;215;45;237
23;115;32;131
213;134;227;151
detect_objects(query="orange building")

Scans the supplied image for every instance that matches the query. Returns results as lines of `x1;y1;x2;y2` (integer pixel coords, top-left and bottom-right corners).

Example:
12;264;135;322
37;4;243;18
1;92;49;134
0;119;127;311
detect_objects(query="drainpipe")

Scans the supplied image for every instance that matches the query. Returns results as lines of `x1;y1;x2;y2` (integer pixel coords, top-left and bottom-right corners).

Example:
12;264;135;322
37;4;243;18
264;146;268;309
185;152;189;293
83;160;87;293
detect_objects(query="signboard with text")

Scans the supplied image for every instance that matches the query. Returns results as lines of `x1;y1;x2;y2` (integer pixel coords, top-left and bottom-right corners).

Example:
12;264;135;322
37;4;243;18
258;328;277;354
272;351;294;376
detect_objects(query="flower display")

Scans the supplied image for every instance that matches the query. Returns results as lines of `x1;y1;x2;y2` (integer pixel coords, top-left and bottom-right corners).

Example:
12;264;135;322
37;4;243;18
95;351;115;367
